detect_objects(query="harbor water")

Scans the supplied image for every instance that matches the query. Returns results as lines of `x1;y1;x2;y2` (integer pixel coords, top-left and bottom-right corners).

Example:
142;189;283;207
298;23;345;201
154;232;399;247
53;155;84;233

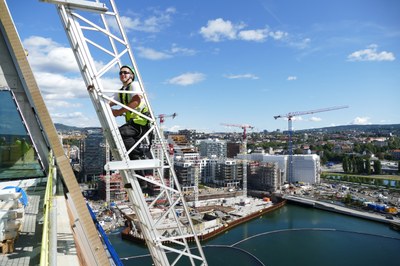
108;204;400;266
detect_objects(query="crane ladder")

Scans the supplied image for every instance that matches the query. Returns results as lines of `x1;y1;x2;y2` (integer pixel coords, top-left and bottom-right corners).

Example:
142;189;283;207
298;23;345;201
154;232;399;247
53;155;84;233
41;0;207;265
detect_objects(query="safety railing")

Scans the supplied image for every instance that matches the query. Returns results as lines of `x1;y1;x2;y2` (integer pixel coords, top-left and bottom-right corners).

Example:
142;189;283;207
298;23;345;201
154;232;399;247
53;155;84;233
40;150;55;266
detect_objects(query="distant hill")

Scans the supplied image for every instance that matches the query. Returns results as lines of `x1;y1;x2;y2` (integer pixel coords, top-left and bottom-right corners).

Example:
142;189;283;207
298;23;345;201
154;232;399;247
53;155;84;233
297;124;400;134
54;123;101;133
55;123;400;134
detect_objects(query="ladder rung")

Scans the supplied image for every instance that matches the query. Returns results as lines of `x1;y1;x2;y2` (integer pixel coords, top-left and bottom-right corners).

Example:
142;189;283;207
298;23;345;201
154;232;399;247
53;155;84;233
105;159;161;171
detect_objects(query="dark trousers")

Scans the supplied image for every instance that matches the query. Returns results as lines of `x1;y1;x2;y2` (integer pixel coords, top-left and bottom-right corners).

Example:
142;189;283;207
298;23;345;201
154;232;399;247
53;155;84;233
119;123;146;159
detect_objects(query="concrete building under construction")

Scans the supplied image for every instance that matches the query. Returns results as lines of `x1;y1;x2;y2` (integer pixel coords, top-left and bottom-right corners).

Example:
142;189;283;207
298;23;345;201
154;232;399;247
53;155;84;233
248;162;282;192
97;173;126;202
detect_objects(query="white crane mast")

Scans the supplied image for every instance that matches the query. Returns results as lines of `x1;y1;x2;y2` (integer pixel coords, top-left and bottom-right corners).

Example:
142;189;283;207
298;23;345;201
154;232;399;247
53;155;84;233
41;1;207;265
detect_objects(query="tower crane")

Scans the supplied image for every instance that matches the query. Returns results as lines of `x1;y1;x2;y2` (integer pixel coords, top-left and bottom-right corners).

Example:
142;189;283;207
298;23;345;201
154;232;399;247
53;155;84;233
274;105;349;184
221;123;254;197
221;123;254;154
157;112;177;125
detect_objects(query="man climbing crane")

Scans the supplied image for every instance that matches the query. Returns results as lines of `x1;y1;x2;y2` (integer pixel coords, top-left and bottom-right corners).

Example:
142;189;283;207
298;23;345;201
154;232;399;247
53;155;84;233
89;65;151;160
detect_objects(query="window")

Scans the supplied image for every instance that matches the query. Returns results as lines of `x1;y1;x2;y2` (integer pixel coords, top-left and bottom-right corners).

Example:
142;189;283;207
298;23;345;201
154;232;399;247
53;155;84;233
0;88;45;179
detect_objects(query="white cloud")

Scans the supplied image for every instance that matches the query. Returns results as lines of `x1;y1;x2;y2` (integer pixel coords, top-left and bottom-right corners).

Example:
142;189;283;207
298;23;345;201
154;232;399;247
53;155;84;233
168;125;182;132
51;112;95;127
35;72;117;101
170;44;197;56
166;72;205;86
110;8;176;33
347;44;395;62
287;76;297;81
309;117;322;122
288;37;310;49
292;116;303;121
199;18;242;42
49;100;82;108
34;72;86;99
269;30;288;40
136;47;172;60
199;18;292;44
52;111;86;119
224;74;259;80
23;36;78;73
136;44;196;60
238;29;268;42
351;117;371;125
119;16;141;31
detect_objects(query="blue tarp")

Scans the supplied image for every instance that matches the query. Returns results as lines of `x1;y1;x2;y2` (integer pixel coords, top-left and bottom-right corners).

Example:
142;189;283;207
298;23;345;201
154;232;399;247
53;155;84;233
3;186;28;207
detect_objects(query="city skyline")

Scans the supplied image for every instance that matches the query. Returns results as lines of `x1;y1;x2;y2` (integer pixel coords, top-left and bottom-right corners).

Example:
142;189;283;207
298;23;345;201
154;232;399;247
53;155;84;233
7;0;400;133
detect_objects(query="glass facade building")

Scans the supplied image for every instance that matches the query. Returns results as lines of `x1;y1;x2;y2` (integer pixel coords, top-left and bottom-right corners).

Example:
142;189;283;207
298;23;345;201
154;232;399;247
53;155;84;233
0;88;45;180
82;128;106;181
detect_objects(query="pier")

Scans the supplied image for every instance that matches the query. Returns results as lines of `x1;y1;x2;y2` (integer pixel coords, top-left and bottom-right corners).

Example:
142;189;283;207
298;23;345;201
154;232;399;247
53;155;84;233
283;195;400;228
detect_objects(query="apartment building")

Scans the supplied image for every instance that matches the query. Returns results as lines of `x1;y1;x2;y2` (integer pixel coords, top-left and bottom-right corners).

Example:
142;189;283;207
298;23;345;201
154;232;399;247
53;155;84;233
199;139;227;158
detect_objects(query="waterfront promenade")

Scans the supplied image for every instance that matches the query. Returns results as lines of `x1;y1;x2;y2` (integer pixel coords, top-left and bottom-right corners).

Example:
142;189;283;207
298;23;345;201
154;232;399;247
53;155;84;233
283;195;400;226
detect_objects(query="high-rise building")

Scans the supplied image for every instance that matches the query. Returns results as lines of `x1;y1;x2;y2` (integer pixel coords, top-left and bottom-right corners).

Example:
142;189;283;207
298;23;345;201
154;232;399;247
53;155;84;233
199;139;227;158
82;128;106;182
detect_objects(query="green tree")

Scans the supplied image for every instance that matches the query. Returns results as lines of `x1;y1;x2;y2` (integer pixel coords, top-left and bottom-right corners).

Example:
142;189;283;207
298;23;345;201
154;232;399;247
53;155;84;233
373;160;382;175
388;137;400;150
376;152;385;160
351;158;357;173
353;143;362;154
357;157;365;174
398;161;400;174
323;143;334;152
294;148;303;155
343;156;349;173
364;143;376;155
365;158;371;174
344;193;352;204
375;178;383;187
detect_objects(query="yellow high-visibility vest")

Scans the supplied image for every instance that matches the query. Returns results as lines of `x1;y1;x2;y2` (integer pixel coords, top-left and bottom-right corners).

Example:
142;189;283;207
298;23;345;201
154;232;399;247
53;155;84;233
119;84;148;126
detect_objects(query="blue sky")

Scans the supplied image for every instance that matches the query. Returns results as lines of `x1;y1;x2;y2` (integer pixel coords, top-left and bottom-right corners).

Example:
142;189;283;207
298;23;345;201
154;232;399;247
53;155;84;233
6;0;400;133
